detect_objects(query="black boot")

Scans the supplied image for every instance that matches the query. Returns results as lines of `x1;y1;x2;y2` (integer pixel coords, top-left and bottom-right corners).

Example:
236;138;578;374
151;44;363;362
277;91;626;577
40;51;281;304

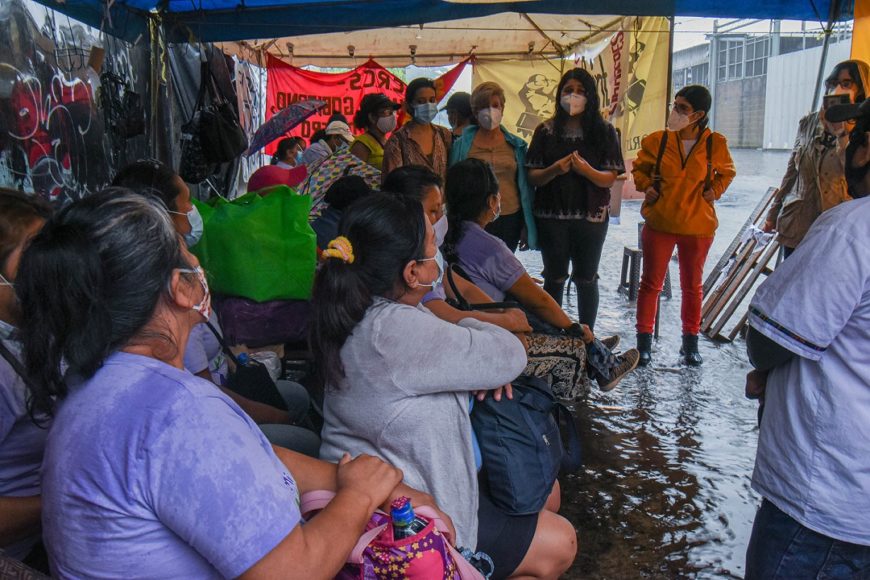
681;334;703;366
636;333;653;367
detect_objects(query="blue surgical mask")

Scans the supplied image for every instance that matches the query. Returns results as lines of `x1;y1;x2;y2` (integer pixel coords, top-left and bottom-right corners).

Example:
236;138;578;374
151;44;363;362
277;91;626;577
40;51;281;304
295;150;304;164
413;103;439;124
171;206;204;248
417;250;444;289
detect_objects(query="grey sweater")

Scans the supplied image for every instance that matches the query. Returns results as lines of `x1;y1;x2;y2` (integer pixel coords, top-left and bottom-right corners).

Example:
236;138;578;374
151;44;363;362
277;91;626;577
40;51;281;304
320;299;527;548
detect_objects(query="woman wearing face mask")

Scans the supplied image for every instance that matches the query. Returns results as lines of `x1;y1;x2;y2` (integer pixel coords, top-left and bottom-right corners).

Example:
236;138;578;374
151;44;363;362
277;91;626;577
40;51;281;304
382;78;452;181
764;59;869;257
526;68;624;330
349;93;400;171
631;85;736;367
112;161;319;457
450;82;536;253
0;190;51;570
314;193;576;579
443;159;639;399
383;165;532;335
16;188;451;578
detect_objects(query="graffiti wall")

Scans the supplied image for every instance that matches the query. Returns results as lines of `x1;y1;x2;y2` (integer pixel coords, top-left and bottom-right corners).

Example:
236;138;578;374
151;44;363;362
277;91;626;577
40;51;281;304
0;0;151;203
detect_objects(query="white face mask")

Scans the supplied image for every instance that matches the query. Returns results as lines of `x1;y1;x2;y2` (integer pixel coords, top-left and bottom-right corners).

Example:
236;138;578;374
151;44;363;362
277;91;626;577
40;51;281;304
476;107;503;131
560;94;587;116
667;109;697;132
0;318;16;340
433;214;449;247
416;250;444;289
179;266;211;321
376;114;397;134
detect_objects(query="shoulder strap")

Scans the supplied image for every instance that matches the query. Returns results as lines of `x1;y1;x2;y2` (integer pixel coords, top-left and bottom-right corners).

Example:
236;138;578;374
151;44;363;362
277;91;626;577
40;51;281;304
652;131;669;192
704;134;714;191
553;402;583;472
0;340;27;382
445;263;520;312
204;321;241;367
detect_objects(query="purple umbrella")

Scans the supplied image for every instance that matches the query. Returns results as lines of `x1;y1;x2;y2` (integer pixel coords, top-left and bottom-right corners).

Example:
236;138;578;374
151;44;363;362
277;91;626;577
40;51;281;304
245;99;326;156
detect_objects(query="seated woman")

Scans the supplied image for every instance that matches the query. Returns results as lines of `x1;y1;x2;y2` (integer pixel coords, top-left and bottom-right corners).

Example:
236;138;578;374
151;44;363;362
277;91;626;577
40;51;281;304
0;190;51;568
314;193;576;579
16;188;448;578
112;160;319;457
311;175;372;250
443;159;640;397
382;165;531;335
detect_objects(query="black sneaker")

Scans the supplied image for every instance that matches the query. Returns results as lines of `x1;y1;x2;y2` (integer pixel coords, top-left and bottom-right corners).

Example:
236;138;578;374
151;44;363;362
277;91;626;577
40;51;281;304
598;348;640;391
600;335;620;350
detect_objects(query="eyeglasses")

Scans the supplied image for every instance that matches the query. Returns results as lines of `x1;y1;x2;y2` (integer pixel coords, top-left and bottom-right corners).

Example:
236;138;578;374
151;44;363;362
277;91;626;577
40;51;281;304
826;79;855;91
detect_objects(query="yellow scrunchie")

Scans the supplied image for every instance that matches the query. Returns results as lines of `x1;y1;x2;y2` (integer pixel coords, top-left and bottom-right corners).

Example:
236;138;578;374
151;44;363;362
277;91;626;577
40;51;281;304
321;236;355;264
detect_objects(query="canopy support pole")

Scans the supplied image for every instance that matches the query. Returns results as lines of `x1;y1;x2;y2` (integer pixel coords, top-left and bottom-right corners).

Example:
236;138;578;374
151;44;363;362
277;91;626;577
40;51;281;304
811;0;843;111
666;16;675;126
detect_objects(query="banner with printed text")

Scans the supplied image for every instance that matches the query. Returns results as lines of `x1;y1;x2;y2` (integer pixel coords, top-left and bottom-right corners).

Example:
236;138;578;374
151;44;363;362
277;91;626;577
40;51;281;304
472;16;670;160
265;56;468;154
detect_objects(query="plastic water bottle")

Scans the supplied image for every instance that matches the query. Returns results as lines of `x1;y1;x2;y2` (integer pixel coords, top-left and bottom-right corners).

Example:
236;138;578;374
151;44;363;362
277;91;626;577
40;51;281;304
390;497;428;540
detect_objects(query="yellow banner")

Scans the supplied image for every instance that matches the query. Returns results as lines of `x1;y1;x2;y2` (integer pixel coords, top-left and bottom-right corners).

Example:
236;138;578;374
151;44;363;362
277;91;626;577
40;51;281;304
472;59;565;141
471;16;671;160
854;0;869;65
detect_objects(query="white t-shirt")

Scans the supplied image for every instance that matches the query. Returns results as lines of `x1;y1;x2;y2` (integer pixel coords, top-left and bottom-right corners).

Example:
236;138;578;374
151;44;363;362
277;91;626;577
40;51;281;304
748;196;870;545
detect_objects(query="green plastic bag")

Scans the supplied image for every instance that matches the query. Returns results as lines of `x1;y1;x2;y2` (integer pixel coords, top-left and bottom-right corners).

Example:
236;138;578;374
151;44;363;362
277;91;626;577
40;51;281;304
190;186;316;302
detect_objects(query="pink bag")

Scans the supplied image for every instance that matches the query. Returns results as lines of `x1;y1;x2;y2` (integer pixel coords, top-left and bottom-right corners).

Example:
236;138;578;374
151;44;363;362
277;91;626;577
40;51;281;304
301;491;486;580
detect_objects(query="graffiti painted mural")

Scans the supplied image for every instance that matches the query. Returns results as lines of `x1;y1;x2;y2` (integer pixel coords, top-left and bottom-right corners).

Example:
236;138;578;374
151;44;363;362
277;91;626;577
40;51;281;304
0;0;149;203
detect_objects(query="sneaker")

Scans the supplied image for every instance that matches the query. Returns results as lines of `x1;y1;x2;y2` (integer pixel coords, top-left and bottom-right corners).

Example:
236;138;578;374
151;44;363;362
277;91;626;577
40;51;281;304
600;335;620;351
597;348;640;392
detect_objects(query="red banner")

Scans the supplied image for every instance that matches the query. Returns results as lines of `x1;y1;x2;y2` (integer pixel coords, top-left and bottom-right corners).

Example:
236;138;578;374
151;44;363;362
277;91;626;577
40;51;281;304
265;55;468;154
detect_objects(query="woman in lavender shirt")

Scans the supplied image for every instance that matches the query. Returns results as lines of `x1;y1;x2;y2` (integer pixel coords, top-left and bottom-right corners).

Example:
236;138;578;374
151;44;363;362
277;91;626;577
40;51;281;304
15;189;446;579
0;190;51;567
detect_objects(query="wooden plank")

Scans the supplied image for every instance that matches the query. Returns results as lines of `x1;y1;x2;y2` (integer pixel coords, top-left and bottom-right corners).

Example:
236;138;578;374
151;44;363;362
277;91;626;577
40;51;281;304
701;237;757;322
707;241;780;339
703;186;778;295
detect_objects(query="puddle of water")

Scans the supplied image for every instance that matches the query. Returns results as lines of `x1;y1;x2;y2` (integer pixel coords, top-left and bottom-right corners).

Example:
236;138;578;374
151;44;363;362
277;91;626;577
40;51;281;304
516;149;790;579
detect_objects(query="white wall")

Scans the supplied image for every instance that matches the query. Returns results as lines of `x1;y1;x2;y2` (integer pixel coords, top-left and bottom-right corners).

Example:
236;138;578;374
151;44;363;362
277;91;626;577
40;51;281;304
763;41;851;150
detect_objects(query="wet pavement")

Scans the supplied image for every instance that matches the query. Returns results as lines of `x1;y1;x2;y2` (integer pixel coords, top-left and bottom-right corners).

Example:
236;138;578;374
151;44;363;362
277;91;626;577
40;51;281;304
516;149;791;579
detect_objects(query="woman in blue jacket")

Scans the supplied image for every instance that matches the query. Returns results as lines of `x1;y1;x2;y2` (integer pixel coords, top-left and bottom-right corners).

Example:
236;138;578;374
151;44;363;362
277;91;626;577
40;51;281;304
449;81;537;253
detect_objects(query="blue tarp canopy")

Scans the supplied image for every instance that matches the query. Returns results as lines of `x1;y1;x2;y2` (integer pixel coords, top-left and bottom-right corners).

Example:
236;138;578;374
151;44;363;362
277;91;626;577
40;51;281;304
35;0;854;44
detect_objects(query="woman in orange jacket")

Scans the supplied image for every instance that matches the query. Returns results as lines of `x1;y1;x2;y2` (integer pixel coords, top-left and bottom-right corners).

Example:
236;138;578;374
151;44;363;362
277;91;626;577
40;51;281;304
631;85;736;366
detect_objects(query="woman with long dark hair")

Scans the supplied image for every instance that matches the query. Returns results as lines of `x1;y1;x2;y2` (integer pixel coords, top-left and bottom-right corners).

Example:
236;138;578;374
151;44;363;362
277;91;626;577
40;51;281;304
313;193;576;579
632;85;736;366
526;68;624;329
442;159;639;399
382;78;452;180
0;189;51;568
14;188;445;578
349;92;400;171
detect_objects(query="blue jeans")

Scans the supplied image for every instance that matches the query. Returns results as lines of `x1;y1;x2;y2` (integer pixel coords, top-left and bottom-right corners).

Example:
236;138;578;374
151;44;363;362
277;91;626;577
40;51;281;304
746;500;870;579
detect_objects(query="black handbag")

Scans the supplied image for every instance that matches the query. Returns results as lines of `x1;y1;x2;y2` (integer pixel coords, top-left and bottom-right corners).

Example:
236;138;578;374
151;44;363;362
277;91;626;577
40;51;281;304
197;63;248;164
205;322;288;412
